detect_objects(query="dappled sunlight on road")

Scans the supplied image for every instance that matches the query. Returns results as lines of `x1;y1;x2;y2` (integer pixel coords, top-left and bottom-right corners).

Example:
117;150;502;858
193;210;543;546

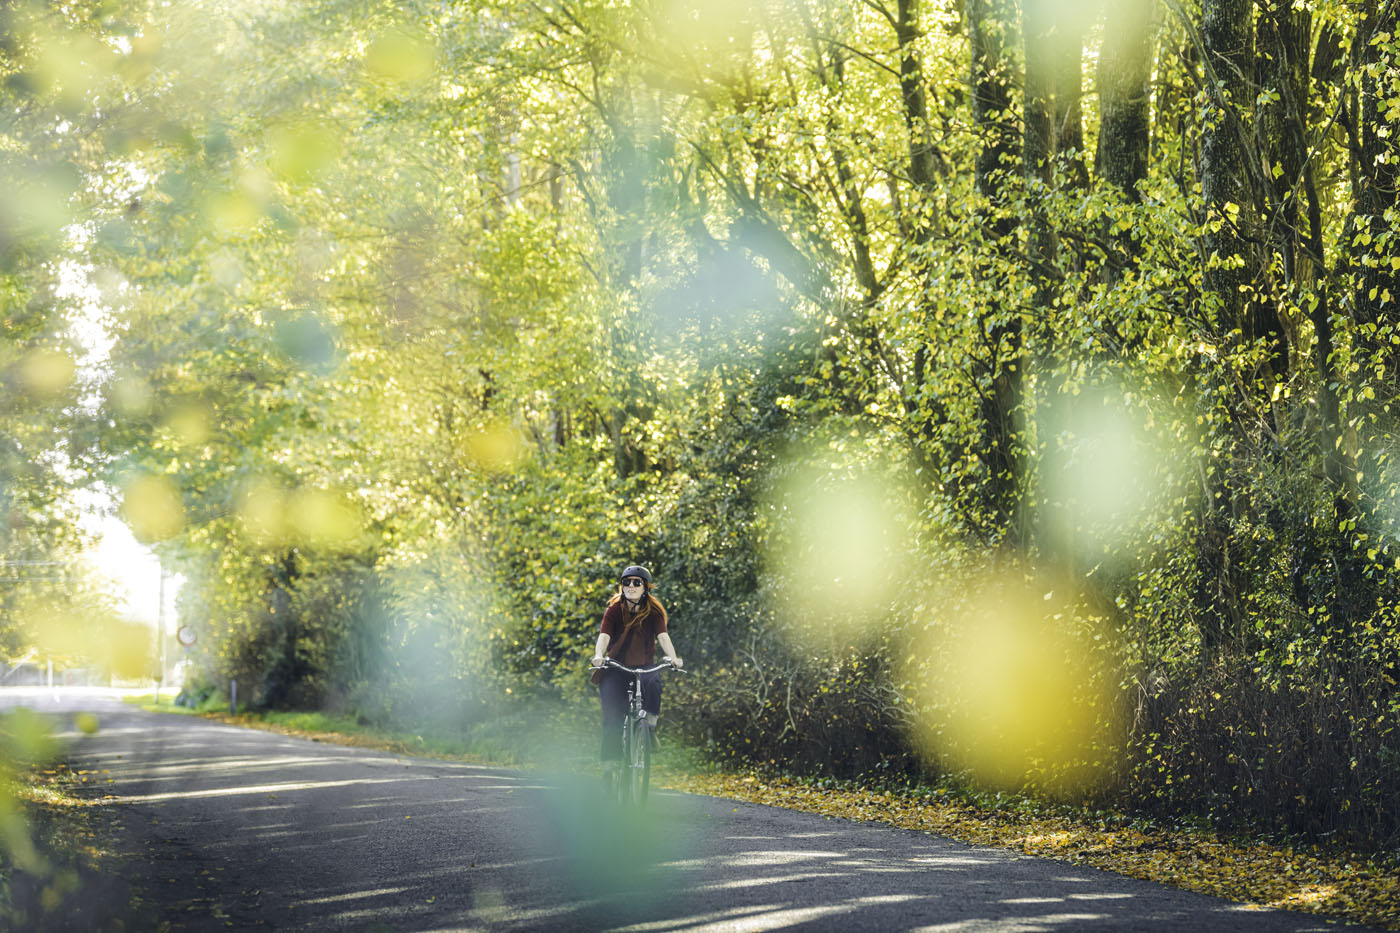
615;895;931;932
908;916;1111;932
1003;893;1135;903
0;693;1350;931
289;885;411;907
94;760;549;804
110;775;452;804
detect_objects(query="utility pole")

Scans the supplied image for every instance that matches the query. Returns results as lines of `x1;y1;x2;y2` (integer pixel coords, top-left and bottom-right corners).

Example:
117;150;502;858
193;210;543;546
155;565;166;702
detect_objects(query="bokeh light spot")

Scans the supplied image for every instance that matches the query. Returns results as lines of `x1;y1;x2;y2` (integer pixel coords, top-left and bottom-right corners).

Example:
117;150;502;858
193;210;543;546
164;401;212;448
32;30;112;109
237;479;289;547
110;372;152;417
289;487;364;549
365;28;437;85
120;474;185;543
206;190;263;236
19;349;76;398
903;573;1121;795
267;120;343;184
1;708;57;767
763;440;915;650
459;421;528;474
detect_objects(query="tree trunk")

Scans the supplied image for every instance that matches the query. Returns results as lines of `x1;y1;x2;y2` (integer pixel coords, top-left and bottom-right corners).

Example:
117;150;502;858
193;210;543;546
1351;0;1400;334
896;0;941;216
1023;0;1056;270
1097;0;1154;200
967;0;1018;201
967;0;1024;545
1256;0;1351;510
1195;0;1254;656
1251;0;1303;380
596;83;647;479
1051;6;1086;189
1023;0;1055;189
1340;0;1400;517
1199;0;1254;330
894;0;958;477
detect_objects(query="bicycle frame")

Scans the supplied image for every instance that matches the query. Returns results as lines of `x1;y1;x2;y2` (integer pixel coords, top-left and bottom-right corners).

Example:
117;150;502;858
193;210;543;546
600;658;676;807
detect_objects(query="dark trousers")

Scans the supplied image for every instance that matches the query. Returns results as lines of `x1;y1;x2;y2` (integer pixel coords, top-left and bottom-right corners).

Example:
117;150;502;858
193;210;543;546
598;667;661;762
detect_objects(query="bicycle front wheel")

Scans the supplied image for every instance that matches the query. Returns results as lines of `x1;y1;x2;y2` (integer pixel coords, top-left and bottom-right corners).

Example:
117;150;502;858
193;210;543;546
627;716;651;807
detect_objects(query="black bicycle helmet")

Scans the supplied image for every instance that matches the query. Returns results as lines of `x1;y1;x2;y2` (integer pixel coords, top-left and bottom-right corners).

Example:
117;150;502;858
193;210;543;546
618;564;652;585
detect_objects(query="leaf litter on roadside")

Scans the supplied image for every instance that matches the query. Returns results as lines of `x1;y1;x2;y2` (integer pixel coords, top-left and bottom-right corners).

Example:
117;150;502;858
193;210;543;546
659;770;1400;931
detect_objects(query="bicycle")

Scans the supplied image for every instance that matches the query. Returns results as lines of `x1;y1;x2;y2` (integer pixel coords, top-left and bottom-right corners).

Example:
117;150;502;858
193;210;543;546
597;657;684;807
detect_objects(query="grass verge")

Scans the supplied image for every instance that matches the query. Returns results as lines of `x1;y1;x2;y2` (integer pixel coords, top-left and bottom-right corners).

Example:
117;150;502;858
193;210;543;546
127;694;1398;931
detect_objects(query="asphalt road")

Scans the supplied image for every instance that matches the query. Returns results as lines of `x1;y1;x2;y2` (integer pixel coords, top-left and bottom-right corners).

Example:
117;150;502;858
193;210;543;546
0;688;1369;932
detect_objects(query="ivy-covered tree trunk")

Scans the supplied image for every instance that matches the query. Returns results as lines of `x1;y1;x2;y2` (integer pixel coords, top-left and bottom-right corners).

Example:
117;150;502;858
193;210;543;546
1256;0;1349;509
895;0;960;478
1096;0;1153;291
1051;5;1086;189
966;0;1024;545
1256;0;1308;287
1249;0;1300;383
1199;0;1254;328
593;79;649;480
1350;0;1400;378
1023;0;1056;268
896;0;941;219
1097;0;1154;201
1023;0;1054;184
1195;0;1256;655
1309;0;1398;539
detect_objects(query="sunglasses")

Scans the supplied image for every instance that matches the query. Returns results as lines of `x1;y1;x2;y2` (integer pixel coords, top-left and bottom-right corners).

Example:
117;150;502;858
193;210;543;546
621;577;646;587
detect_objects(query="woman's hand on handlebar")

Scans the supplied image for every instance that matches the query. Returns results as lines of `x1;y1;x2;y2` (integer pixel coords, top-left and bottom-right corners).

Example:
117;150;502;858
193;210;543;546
665;656;684;670
591;655;605;669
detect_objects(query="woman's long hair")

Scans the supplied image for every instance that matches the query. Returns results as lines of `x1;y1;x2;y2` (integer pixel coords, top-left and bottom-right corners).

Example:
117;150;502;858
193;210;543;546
607;586;668;641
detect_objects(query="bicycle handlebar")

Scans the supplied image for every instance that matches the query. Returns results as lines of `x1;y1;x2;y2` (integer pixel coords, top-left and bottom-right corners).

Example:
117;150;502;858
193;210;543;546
598;658;686;675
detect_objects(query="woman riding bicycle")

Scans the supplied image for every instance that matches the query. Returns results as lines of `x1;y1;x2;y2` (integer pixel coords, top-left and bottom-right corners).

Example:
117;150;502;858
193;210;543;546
590;564;683;789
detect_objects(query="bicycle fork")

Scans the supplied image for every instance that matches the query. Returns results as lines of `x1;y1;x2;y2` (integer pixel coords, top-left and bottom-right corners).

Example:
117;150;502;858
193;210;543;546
626;680;647;762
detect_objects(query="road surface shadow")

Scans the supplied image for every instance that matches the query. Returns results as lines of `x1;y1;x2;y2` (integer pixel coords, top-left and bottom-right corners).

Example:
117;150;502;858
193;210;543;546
0;691;1369;932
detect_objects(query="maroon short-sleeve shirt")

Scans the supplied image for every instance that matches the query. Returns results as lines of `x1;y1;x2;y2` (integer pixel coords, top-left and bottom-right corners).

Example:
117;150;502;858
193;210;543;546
600;601;668;666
